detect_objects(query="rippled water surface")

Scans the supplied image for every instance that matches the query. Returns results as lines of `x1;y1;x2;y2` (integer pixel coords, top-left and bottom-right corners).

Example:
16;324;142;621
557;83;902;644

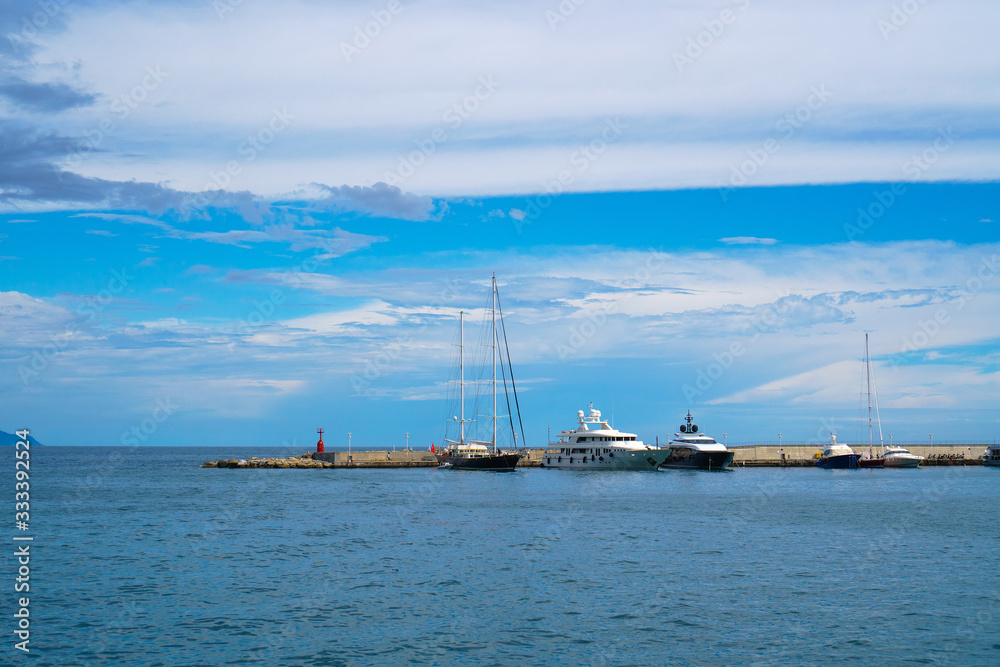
15;447;1000;665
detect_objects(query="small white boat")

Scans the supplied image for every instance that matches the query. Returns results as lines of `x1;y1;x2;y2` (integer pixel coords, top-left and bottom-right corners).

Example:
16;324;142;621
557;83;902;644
882;445;923;468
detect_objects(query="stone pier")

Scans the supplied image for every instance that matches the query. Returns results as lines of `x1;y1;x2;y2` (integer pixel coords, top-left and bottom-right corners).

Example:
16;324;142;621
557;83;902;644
730;443;987;466
203;444;988;469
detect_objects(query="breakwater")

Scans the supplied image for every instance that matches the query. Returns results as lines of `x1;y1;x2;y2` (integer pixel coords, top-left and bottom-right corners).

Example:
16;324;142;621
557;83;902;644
730;443;985;466
203;444;987;469
203;449;546;469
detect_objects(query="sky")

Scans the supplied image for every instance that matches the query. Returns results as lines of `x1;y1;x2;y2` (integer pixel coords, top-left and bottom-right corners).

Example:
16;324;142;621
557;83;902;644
1;0;998;447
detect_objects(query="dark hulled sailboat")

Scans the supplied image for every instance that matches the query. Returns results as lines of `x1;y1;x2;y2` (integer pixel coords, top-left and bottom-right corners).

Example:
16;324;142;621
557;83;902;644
436;275;525;472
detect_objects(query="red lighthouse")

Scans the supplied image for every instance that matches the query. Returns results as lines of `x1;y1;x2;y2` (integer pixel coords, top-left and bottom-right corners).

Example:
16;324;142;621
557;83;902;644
316;428;325;453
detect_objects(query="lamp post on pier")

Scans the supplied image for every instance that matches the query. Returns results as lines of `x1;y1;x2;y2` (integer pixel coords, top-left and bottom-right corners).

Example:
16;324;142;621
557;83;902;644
405;432;410;451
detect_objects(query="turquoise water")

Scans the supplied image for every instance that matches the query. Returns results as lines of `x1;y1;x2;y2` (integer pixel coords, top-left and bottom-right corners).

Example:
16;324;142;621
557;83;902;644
12;447;1000;665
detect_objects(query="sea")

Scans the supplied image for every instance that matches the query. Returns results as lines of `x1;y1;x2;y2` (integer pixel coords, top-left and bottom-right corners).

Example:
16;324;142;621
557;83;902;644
8;446;1000;666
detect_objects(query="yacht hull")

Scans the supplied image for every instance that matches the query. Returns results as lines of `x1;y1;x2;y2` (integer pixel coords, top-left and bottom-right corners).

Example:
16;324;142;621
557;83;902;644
858;457;884;468
659;449;734;470
883;456;922;468
436;453;522;472
816;454;861;469
542;449;670;471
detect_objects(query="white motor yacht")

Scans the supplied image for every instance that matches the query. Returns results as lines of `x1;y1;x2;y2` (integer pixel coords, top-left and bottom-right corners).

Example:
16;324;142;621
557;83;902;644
659;411;734;470
882;445;924;468
542;405;670;471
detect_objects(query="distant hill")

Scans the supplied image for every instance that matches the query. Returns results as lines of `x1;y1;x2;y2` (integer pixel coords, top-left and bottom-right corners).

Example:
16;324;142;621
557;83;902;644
0;430;43;446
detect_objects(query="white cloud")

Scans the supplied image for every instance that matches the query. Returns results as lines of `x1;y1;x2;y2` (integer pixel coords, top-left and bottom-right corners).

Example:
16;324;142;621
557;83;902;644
0;291;94;350
34;1;1000;196
72;212;386;255
720;236;778;245
282;301;400;333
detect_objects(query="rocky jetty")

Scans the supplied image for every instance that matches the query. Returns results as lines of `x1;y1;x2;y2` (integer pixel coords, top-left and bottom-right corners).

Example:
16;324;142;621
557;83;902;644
202;453;333;469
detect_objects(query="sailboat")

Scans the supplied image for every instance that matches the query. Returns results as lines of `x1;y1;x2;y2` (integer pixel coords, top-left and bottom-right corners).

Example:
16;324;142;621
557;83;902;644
851;333;924;468
436;275;525;472
857;333;886;468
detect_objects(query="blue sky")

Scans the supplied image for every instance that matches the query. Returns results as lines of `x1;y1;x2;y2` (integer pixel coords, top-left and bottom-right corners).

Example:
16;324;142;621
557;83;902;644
1;0;998;446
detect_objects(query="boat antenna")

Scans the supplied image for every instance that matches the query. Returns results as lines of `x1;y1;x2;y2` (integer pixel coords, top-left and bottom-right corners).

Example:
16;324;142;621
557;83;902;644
495;278;527;449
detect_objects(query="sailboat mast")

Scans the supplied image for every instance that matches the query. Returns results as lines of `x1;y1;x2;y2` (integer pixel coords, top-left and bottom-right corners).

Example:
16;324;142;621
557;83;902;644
459;310;465;445
866;333;873;449
492;274;497;453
